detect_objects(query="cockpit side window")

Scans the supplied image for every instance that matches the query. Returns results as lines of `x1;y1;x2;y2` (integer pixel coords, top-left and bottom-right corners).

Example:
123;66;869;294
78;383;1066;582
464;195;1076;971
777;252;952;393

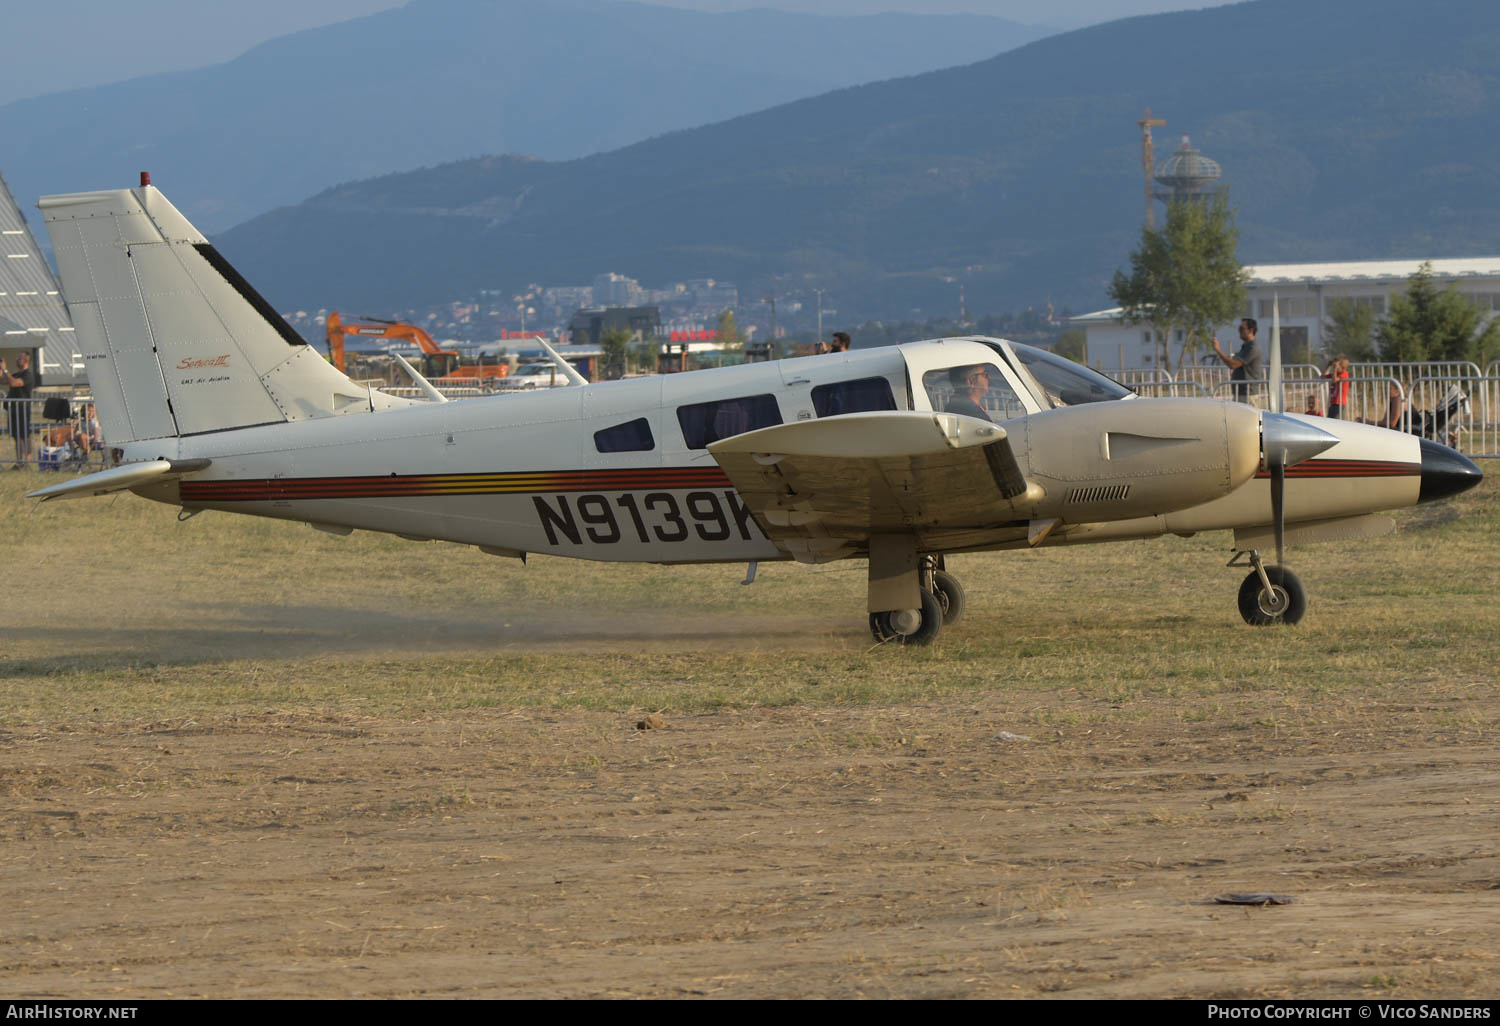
676;394;782;449
922;363;1026;422
812;377;897;418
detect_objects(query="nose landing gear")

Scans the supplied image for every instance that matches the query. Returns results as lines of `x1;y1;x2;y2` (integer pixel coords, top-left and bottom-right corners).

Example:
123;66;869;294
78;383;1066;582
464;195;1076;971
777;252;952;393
1231;549;1307;626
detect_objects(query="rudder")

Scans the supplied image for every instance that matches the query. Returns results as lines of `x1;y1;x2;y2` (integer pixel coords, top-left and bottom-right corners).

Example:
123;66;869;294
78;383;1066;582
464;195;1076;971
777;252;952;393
41;182;378;445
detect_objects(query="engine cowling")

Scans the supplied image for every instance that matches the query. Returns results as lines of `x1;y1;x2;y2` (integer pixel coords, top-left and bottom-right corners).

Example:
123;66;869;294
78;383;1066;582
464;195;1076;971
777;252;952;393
1011;398;1263;522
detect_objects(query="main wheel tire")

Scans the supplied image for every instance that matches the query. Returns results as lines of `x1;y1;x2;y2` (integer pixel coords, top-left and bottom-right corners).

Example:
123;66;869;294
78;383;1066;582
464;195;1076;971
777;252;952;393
1237;566;1307;626
869;589;945;645
932;569;966;626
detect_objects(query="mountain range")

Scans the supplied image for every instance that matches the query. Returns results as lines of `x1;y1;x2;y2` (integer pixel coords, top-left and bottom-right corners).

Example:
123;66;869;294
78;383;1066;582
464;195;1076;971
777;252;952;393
209;0;1500;324
0;0;1049;232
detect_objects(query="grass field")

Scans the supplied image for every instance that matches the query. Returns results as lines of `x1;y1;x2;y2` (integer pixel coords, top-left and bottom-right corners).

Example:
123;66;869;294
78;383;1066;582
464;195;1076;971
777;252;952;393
1;468;1496;998
4;468;1497;723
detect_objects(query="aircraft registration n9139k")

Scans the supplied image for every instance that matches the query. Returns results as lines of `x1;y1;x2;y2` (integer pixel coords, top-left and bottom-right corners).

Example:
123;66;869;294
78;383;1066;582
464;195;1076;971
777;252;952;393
29;180;1483;644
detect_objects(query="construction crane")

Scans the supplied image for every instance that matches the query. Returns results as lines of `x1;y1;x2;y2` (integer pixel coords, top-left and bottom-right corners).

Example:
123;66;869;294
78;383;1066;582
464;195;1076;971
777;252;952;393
1137;107;1167;229
325;312;508;382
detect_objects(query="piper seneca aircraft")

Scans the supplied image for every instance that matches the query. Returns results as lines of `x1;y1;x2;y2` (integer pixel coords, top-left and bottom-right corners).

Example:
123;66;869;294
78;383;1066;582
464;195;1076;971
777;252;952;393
30;180;1484;644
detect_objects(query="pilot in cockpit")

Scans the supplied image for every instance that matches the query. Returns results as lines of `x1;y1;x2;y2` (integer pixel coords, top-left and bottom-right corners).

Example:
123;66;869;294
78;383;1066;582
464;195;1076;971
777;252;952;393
945;364;993;422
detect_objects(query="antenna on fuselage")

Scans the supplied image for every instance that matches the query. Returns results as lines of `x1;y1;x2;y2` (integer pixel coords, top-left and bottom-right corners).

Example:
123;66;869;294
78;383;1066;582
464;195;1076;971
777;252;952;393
534;335;589;386
391;352;449;403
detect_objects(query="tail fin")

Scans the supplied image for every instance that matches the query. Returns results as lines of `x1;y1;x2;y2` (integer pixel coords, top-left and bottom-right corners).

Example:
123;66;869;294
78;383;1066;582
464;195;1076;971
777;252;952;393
40;182;387;445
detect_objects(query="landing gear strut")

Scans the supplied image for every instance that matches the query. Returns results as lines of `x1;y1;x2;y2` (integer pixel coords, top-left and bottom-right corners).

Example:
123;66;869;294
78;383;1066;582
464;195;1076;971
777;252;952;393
1231;549;1307;626
868;554;962;645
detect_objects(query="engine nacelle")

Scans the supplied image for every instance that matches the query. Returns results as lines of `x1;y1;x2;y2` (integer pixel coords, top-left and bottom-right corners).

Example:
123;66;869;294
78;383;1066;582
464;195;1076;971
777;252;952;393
1010;399;1263;522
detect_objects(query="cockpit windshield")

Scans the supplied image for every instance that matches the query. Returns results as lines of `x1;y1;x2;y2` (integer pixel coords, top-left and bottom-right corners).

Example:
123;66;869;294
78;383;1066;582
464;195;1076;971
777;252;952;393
1006;344;1133;408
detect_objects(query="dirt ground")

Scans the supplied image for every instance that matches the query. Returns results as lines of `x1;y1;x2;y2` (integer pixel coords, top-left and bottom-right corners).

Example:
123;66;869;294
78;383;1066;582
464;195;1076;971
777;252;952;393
3;687;1496;999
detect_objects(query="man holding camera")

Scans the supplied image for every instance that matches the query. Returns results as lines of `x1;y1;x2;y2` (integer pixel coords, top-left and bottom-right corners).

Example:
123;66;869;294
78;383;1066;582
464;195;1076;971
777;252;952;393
2;350;36;468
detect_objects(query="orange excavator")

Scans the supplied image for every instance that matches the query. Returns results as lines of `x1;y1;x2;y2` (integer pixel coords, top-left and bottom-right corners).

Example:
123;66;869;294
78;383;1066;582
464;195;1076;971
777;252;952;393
325;313;509;381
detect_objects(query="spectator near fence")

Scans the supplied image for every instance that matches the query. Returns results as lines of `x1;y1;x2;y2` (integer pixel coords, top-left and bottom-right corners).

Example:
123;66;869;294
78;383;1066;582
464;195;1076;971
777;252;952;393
1211;319;1262;404
2;351;35;468
1322;354;1350;419
1357;382;1405;430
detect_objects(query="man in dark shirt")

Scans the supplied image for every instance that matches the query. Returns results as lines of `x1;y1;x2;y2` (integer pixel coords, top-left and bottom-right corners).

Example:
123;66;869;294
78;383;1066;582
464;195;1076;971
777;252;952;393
945;364;993;422
819;331;851;354
3;350;36;467
1212;318;1263;404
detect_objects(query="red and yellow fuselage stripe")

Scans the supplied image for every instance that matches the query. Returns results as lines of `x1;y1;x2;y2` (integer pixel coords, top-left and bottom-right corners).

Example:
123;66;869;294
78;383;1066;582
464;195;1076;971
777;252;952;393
1253;458;1420;479
180;467;734;503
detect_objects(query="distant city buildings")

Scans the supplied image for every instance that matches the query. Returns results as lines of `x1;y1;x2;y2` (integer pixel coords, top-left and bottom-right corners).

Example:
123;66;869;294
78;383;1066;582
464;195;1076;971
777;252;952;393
285;272;746;348
568;306;663;347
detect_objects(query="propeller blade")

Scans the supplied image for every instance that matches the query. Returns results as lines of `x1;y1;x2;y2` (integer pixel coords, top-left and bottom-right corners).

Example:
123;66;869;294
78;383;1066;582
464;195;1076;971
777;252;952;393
1268;291;1283;415
1261;410;1336;573
1271;460;1286;567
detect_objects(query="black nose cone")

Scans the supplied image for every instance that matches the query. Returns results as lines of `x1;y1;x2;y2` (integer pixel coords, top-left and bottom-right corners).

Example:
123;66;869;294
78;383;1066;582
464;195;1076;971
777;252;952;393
1418;438;1483;503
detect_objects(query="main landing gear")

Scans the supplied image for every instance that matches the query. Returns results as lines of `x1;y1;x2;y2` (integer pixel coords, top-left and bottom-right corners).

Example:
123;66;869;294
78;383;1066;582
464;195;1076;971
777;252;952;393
869;555;964;645
1230;549;1307;626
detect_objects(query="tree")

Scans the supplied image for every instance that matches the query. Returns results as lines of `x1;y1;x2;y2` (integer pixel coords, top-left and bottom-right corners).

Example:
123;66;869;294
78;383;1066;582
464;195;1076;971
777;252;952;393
716;309;744;351
1321;299;1380;362
600;326;632;380
629;337;658;375
1052;328;1088;364
1376;262;1500;364
1109;194;1249;372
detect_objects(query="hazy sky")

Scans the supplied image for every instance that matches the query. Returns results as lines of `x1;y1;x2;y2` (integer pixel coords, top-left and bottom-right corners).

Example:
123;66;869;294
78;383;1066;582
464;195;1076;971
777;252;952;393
0;0;1240;106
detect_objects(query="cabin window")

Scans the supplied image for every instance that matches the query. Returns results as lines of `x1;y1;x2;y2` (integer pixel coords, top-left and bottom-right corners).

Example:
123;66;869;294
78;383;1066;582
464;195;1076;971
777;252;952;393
594;417;655;453
922;363;1026;423
676;394;782;449
812;377;897;418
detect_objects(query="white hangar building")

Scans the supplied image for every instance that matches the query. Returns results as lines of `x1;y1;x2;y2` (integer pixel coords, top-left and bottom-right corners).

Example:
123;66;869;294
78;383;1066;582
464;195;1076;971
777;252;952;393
1073;257;1500;373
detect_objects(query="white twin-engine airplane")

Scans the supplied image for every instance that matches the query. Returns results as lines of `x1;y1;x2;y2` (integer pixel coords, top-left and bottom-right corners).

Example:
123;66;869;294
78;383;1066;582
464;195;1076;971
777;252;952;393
30;181;1483;644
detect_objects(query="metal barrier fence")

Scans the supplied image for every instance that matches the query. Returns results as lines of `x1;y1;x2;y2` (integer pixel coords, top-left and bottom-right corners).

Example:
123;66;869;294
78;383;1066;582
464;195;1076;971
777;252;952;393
1173;363;1322;395
1106;359;1500;457
1;396;107;470
1116;368;1172;388
1202;375;1500;457
1130;380;1209;398
381;385;490;400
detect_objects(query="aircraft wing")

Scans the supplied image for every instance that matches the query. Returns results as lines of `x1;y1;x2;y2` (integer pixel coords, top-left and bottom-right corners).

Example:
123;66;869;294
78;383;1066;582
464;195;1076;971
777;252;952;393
707;411;1030;559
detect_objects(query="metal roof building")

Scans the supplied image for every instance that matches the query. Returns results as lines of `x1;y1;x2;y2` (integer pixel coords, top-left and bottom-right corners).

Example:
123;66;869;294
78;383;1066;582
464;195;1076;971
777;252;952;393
0;172;81;384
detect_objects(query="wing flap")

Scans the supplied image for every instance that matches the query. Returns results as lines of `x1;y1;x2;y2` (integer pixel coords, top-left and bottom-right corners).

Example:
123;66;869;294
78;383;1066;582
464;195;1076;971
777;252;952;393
708;412;1031;555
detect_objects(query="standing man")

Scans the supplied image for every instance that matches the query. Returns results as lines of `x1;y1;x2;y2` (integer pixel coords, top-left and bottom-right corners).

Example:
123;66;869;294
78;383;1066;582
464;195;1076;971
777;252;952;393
1212;318;1263;404
2;350;36;468
822;331;851;354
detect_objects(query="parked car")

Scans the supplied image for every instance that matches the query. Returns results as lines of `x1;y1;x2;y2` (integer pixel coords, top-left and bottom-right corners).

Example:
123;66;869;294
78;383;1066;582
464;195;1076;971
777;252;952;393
496;361;574;390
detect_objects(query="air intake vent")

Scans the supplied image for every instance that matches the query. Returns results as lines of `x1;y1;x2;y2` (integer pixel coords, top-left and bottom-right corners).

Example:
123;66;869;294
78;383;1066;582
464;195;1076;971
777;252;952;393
1066;484;1130;504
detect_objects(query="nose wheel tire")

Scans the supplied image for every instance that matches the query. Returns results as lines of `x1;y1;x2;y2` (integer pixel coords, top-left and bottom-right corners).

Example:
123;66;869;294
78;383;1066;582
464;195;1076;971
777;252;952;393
1237;566;1307;626
931;570;966;626
870;589;944;645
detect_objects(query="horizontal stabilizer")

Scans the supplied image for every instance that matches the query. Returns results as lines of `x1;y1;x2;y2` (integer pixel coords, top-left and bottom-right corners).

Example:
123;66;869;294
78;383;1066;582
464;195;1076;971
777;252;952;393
27;458;210;502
